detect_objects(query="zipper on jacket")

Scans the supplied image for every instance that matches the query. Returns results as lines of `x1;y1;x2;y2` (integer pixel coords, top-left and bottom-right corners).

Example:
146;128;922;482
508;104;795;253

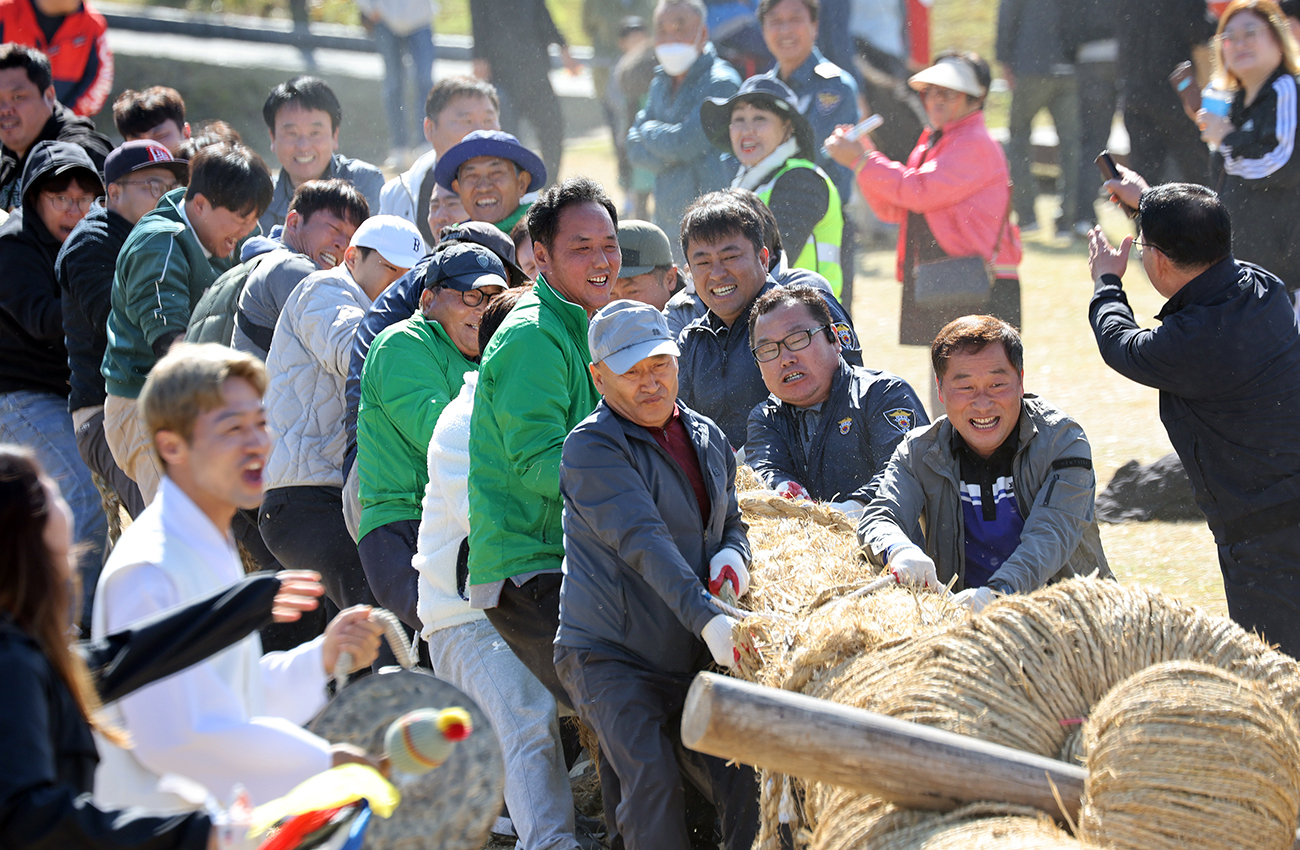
1043;473;1059;507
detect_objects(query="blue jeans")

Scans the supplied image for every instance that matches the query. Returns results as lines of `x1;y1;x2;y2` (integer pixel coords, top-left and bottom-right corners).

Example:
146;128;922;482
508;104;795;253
373;22;435;149
0;390;107;621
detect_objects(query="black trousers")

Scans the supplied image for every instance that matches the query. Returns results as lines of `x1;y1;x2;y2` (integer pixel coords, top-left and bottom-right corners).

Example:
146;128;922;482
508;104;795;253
357;518;421;630
482;572;573;711
1218;524;1300;659
1124;98;1210;186
260;485;377;611
556;646;760;850
495;62;564;187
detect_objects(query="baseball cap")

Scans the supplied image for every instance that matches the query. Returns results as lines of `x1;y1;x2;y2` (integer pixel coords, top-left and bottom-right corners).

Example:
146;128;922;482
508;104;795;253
105;139;189;185
589;299;681;375
426;243;508;292
908;56;987;98
618;220;673;278
351;215;424;269
436;220;528;286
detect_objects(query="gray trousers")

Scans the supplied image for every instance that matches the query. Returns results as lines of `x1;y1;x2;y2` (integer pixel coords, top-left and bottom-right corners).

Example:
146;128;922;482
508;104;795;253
1006;72;1082;229
427;618;579;850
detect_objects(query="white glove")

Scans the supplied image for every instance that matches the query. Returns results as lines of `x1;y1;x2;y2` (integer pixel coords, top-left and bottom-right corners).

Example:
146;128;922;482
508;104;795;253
952;586;997;613
210;789;256;850
701;614;738;669
887;544;939;590
827;499;866;522
709;547;750;597
775;480;810;501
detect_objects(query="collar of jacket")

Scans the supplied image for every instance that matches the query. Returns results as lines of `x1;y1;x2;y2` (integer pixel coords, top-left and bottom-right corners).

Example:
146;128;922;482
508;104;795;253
415;309;477;362
703;275;779;334
778;46;831;90
534;273;592;348
923;109;988;150
602;397;711;452
673;41;723;90
1155;255;1249;320
923;395;1040;481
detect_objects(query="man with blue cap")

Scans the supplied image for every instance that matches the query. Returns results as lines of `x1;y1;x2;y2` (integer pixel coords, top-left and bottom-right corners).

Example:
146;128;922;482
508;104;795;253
433;129;546;234
356;241;507;628
555;298;760;850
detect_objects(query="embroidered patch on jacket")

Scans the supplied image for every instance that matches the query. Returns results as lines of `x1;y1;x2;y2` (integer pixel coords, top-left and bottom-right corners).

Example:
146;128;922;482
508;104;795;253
838;416;853;435
832;321;854;348
884;408;915;433
817;90;842;114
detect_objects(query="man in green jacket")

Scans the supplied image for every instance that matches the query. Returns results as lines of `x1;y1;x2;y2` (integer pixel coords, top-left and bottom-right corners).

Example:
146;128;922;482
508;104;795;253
102;142;273;503
357;243;507;629
467;176;620;706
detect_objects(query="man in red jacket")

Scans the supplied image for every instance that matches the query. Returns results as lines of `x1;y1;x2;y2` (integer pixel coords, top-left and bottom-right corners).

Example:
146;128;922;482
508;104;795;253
0;0;112;116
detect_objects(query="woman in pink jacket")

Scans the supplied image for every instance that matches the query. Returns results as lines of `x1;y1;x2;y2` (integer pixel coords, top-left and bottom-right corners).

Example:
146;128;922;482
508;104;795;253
827;51;1022;352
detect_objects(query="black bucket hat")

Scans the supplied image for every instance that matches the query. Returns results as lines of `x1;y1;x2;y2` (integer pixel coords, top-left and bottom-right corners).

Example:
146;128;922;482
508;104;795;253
700;76;816;161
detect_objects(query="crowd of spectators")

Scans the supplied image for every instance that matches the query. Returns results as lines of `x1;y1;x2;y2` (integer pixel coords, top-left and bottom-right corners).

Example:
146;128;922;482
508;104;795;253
4;0;1300;847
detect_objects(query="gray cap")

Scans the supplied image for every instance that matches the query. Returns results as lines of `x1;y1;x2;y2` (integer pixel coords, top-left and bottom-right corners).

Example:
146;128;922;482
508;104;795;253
617;219;673;278
589;299;681;374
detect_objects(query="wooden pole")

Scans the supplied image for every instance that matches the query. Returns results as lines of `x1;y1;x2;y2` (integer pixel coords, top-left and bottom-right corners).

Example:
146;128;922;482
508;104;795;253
681;672;1086;820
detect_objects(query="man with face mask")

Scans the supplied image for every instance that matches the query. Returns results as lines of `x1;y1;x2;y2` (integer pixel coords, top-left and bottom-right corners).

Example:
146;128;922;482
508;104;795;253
627;0;740;265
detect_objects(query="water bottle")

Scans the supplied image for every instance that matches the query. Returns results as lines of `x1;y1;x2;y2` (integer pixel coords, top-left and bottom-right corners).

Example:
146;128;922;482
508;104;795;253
1201;85;1234;118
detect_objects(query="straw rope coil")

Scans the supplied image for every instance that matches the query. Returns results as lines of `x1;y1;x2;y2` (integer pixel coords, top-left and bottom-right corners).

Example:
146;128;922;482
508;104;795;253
1079;661;1300;850
810;800;1084;850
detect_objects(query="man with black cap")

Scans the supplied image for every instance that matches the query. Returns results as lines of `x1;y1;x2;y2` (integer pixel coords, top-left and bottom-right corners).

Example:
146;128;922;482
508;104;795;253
434;128;546;233
611;218;680;311
556;298;759;850
57;139;188;521
356;242;508;628
339;220;526;540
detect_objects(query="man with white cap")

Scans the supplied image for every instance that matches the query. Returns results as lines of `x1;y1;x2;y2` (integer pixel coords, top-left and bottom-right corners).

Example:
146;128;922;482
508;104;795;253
555;298;760;850
357;242;508;628
260;215;423;615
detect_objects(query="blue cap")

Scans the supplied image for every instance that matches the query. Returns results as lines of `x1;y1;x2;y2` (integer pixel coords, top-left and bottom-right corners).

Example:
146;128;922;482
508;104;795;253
433;130;547;193
424;242;509;292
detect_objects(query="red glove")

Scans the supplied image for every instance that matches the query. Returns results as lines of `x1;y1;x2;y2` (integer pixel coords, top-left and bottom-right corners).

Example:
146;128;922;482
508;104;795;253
775;480;810;501
708;548;749;596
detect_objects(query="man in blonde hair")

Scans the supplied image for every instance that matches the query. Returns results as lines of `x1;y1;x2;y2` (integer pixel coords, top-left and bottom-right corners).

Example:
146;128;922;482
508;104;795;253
91;342;385;812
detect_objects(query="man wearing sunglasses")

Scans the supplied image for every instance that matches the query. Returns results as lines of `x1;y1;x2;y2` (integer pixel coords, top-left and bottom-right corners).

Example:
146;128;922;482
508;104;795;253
57;140;188;523
356;242;507;628
745;284;926;521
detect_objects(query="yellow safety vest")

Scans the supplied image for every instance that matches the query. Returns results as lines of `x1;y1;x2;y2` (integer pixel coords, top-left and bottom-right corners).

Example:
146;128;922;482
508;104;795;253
757;157;844;297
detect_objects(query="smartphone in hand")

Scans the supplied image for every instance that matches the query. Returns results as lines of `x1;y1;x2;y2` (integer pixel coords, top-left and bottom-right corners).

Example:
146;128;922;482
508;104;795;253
1095;151;1139;219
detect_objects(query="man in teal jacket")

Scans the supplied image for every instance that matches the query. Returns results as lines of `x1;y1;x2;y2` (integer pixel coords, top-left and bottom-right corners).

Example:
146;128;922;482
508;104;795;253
356;243;507;629
101;142;272;503
467;176;621;706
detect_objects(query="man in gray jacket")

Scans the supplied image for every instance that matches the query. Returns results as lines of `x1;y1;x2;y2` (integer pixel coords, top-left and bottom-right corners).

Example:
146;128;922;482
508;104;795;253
858;315;1110;611
556;299;759;850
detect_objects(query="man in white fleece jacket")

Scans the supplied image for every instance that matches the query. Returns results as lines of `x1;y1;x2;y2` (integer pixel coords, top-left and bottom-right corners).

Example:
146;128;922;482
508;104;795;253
412;286;580;850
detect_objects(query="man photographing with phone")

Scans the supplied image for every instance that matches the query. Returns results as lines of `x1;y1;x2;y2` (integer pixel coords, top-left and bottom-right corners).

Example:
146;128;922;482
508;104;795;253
1088;177;1300;657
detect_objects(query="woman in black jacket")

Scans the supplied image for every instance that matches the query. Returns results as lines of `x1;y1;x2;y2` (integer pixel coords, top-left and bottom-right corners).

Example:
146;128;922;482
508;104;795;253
1198;0;1300;296
0;445;326;849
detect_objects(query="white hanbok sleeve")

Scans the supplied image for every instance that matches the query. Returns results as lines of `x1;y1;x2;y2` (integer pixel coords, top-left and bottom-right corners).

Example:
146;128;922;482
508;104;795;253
103;563;333;805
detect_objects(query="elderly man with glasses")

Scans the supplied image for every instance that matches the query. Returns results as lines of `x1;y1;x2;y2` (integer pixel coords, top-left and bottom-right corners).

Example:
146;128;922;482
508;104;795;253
744;283;926;521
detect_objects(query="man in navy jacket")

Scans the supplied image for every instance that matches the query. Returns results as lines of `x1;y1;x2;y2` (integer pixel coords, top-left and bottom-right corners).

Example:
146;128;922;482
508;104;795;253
1089;181;1300;657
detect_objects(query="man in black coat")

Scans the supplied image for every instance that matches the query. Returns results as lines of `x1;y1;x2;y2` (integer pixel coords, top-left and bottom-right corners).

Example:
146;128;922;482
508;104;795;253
57;140;189;521
469;0;575;186
1088;180;1300;657
0;44;110;211
556;299;759;850
745;283;926;521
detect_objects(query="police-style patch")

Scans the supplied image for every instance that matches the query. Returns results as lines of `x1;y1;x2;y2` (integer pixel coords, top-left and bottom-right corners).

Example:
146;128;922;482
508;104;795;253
832;321;854;348
838;416;853;435
884;408;915;433
817;90;842;115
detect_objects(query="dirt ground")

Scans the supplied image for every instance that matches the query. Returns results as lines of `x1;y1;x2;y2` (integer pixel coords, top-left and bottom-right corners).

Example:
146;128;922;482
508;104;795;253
553;133;1229;618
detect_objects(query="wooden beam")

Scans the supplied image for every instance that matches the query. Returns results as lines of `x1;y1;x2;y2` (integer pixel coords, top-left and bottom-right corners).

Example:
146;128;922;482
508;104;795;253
681;672;1085;820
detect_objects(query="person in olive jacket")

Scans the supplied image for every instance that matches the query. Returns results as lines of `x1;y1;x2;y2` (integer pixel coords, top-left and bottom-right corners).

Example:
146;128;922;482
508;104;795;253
556;299;759;850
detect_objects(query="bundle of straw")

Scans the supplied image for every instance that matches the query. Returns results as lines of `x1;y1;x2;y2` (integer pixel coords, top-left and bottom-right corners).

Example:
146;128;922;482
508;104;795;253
811;801;1084;850
1079;662;1300;850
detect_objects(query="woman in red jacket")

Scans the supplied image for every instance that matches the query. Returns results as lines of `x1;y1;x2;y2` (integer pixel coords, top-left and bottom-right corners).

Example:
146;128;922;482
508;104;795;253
826;51;1022;363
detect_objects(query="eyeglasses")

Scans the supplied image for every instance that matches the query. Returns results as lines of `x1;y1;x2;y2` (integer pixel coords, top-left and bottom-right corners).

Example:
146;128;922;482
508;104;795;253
1133;239;1163;256
752;324;830;362
118;177;180;198
42;193;94;214
1218;25;1267;45
439;286;494;307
